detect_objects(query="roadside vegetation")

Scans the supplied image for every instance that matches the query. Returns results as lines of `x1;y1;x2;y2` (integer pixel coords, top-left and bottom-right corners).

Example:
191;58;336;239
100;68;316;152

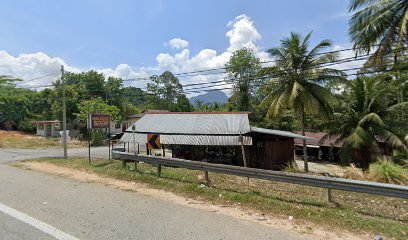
13;157;408;240
0;130;85;149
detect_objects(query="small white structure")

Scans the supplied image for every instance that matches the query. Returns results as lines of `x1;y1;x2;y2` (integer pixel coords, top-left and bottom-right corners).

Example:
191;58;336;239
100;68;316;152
31;120;60;137
110;121;123;134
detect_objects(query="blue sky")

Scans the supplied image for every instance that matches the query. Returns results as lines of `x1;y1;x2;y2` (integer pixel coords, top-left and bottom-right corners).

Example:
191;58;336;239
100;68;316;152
0;0;356;90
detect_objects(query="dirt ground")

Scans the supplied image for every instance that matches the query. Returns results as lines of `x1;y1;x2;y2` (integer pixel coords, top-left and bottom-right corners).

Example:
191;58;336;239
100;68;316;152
16;161;367;240
0;130;86;148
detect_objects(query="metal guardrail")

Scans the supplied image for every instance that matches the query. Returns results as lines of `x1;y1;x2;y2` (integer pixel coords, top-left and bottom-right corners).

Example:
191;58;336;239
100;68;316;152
112;150;408;199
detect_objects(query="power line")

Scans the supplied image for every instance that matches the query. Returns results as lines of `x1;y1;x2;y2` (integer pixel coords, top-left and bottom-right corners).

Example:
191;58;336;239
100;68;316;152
18;72;59;83
16;46;406;93
18;61;400;92
121;42;405;82
183;66;407;94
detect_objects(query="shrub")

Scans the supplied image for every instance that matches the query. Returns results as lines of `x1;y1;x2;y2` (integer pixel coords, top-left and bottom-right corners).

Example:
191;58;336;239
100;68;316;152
283;159;299;173
91;129;106;146
18;120;36;133
368;157;407;185
343;164;365;180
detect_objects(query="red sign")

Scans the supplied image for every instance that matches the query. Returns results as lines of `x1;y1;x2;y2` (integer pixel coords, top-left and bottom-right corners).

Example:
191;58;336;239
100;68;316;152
88;113;110;129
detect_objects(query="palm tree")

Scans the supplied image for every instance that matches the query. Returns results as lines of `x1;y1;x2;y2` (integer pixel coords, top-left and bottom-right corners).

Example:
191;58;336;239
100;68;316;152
348;0;408;65
324;75;407;168
261;32;345;172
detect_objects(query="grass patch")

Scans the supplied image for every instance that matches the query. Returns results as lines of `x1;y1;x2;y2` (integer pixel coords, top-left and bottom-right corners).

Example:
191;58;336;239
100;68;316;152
369;158;407;184
15;157;408;240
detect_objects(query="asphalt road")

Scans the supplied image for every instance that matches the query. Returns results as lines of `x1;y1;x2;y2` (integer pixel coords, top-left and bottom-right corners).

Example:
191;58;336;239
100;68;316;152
0;148;312;240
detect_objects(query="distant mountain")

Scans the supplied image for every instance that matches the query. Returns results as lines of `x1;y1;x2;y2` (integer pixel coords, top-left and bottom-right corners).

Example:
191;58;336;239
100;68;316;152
189;90;228;106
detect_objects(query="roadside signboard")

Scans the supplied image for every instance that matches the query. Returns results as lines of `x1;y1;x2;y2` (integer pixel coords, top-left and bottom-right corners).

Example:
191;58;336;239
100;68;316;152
87;113;111;164
88;113;110;129
147;133;161;150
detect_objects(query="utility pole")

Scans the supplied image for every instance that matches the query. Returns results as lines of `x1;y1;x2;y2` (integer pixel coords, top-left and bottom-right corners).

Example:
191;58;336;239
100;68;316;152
61;65;68;159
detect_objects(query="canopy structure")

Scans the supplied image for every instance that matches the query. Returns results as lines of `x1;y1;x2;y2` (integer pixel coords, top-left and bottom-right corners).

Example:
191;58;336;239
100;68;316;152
120;112;311;146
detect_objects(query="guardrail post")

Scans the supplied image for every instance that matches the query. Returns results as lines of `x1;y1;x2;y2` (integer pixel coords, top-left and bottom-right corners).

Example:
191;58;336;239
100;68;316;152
157;145;164;177
326;188;332;202
157;164;162;177
122;160;127;168
324;173;334;202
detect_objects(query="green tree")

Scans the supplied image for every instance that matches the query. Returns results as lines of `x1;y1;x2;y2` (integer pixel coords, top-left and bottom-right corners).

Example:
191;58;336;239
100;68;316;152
324;76;408;168
261;32;345;171
75;98;120;124
225;47;261;111
0;89;31;130
82;71;106;99
147;71;192;111
122;86;149;107
105;76;123;106
348;0;408;65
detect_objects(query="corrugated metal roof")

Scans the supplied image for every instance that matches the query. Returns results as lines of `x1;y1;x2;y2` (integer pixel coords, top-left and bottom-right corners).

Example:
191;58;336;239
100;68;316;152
120;132;252;146
128;112;251;135
120;113;313;146
294;132;342;147
250;127;314;140
120;112;252;146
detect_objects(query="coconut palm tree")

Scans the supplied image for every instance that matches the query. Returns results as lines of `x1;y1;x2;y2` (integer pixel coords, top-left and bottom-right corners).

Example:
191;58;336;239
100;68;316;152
324;75;408;168
261;32;345;172
348;0;408;65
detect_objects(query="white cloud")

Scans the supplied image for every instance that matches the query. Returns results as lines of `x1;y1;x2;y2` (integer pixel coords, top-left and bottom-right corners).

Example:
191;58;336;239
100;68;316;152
0;14;271;96
0;51;80;87
226;14;261;52
167;38;189;50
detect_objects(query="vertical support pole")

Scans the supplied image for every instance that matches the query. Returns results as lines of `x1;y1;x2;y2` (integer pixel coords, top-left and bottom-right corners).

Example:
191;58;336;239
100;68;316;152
127;142;129;152
157;144;164;178
239;133;249;189
326;188;332;202
88;129;91;165
123;142;126;151
132;127;136;155
132;126;137;170
204;146;209;184
108;127;111;161
146;143;149;155
137;143;140;154
61;65;68;159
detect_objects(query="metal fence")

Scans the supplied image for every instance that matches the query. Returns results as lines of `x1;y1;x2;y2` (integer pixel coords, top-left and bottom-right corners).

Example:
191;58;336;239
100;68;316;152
112;150;408;200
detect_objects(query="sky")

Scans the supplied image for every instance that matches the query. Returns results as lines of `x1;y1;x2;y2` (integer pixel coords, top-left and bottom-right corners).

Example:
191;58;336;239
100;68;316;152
0;0;361;95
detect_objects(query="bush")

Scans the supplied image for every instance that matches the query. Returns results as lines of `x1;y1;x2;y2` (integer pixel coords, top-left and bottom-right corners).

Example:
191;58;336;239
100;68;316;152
283;159;299;173
18;120;36;133
369;157;407;185
91;129;106;146
343;164;365;180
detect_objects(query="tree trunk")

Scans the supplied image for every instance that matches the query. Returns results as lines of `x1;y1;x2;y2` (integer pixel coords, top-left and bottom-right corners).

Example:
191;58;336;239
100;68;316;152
300;107;309;172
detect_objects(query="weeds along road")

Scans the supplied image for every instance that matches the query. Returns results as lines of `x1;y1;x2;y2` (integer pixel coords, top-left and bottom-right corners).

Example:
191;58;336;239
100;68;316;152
0;147;113;164
0;148;312;240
